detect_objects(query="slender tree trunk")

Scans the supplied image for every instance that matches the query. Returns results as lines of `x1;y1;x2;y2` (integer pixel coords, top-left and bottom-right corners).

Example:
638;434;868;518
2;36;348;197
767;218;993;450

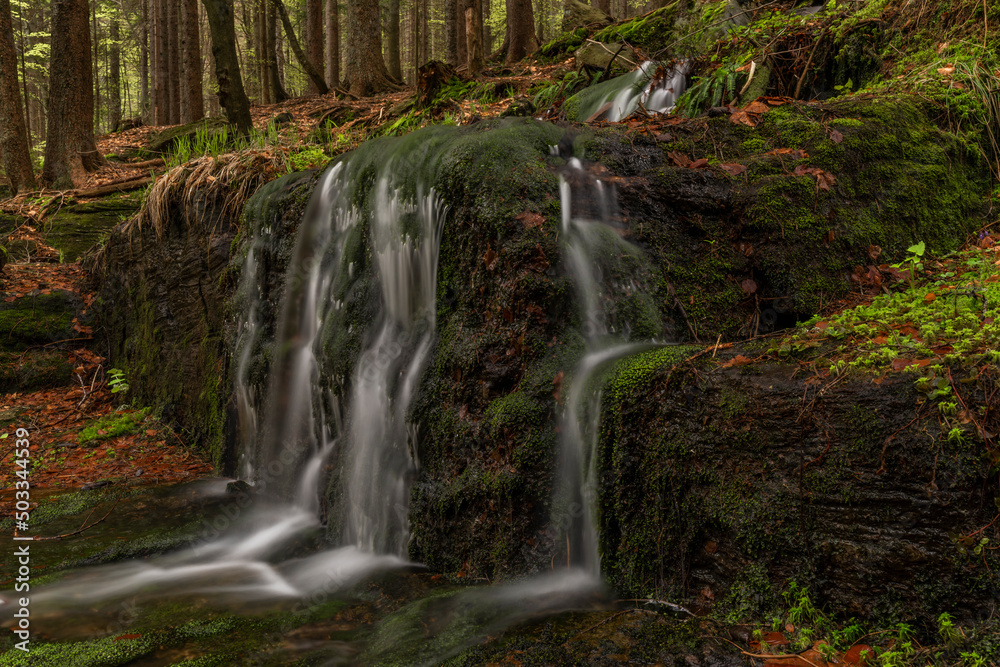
465;2;481;75
444;0;456;64
201;0;253;134
140;0;150;121
266;3;287;100
109;20;122;130
256;0;267;103
17;5;31;146
154;0;169;123
179;0;204;120
92;0;100;133
503;0;537;63
167;0;182;123
305;0;323;93
385;0;401;79
324;0;339;87
456;0;466;64
272;0;328;94
482;0;490;53
0;0;35;192
410;0;418;81
42;0;104;189
420;0;428;65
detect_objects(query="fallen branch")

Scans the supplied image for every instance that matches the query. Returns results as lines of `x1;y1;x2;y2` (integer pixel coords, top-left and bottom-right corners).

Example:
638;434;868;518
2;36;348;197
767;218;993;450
33;498;120;541
709;635;825;667
72;176;153;198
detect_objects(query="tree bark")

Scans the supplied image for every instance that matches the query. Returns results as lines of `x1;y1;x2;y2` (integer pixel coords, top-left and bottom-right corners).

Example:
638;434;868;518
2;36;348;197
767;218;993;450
92;0;100;132
179;0;203;121
256;0;268;104
109;19;122;131
503;0;537;64
456;0;466;65
305;0;324;94
324;0;339;87
140;0;150;121
272;0;328;94
465;4;482;75
267;3;288;101
42;0;104;189
444;0;456;65
0;0;35;192
167;0;182;123
201;0;253;134
385;0;401;79
345;0;397;96
593;0;610;17
154;0;170;123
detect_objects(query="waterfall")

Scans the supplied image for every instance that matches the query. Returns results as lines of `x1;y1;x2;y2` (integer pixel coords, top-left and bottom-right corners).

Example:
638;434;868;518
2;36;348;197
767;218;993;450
555;157;661;577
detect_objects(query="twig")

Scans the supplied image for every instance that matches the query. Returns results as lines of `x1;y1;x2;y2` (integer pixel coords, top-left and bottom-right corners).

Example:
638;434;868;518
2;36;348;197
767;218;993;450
709;635;825;667
793;33;824;100
712;334;723;358
34;498;120;541
563;609;651;645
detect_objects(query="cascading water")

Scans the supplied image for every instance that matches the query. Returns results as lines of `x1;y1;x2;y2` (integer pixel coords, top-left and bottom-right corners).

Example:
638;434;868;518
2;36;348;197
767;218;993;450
555;157;662;577
2;123;673;660
574;60;690;123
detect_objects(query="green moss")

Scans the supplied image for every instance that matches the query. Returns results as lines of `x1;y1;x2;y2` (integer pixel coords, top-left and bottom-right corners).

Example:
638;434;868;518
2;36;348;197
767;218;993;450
593;4;678;51
78;408;150;446
0;291;80;353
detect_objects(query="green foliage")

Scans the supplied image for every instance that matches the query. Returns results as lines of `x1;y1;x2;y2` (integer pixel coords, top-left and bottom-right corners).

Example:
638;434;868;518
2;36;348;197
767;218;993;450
675;56;747;116
77;408;150;446
108;367;129;394
286;146;328;172
531;69;601;112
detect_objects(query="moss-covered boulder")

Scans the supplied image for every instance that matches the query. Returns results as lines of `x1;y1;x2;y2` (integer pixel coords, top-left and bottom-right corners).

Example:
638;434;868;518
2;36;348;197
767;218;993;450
46;193;142;262
0;290;81;352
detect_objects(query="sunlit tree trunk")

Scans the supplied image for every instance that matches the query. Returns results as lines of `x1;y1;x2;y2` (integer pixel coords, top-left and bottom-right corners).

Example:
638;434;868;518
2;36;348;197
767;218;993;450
42;0;104;189
0;0;35;191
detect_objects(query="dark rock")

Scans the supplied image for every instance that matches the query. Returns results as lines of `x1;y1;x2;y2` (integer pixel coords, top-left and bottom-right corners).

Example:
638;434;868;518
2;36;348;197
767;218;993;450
272;112;294;126
225;479;252;494
82;480;113;491
562;0;611;31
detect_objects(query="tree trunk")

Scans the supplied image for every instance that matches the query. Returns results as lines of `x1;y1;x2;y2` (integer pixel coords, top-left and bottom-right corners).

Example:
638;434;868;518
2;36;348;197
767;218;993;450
324;0;339;87
257;0;268;104
444;0;456;64
456;0;467;64
420;0;428;66
154;0;169;122
385;0;401;79
92;0;100;132
305;0;324;94
167;0;182;123
178;0;203;121
410;0;418;82
140;0;150;121
465;4;482;75
503;0;537;64
267;3;288;100
593;0;610;17
272;0;328;95
346;0;397;96
42;0;104;189
109;19;122;131
0;0;35;192
201;0;253;134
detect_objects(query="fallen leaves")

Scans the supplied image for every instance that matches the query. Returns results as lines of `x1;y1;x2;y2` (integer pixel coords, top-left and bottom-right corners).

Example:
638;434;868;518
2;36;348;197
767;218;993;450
794;165;836;191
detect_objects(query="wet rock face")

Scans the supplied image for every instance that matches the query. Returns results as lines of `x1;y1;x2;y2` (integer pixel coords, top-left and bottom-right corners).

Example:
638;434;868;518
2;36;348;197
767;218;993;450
91;168;317;472
599;355;999;624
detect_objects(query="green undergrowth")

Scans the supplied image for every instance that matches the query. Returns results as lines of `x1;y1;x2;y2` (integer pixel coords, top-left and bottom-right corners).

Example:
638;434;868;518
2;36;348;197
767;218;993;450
777;241;1000;371
77;408;151;446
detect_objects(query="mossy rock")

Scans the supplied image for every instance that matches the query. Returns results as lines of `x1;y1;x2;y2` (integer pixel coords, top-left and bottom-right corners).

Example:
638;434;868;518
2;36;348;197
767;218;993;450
46;194;141;262
148;117;230;154
592;3;679;52
0;350;74;392
0;290;82;353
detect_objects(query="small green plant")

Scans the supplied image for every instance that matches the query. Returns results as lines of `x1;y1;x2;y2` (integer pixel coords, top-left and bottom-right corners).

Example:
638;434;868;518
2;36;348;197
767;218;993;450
938;612;963;647
962;652;987;667
890;241;926;287
108;368;129;394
